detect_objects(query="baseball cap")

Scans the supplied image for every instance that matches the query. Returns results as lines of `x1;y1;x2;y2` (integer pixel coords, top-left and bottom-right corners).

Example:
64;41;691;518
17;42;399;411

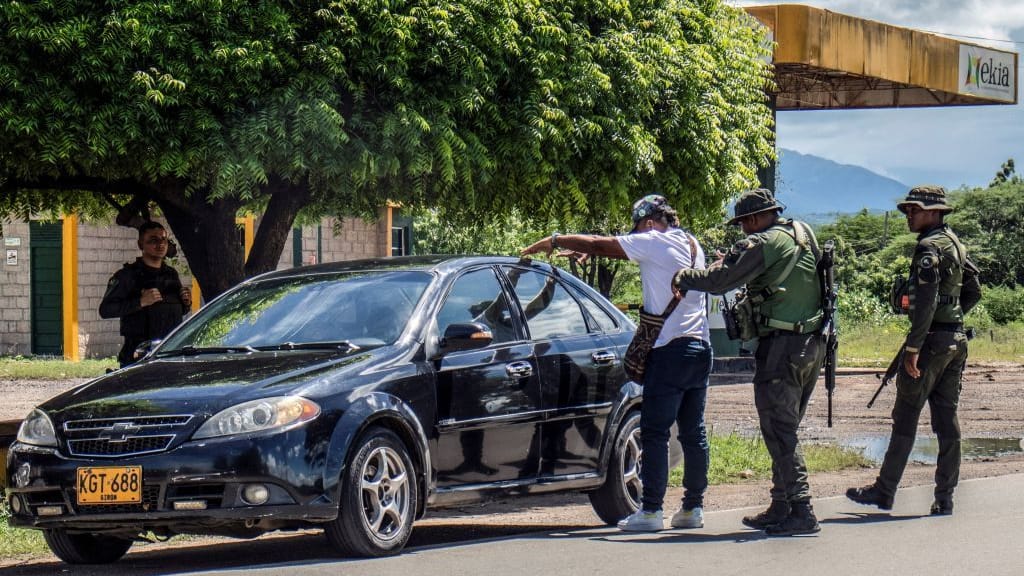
630;194;671;233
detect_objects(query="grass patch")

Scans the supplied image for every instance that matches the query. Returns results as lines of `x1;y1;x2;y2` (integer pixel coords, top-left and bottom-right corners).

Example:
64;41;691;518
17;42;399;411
0;497;47;557
669;432;872;487
0;356;114;380
838;322;1024;367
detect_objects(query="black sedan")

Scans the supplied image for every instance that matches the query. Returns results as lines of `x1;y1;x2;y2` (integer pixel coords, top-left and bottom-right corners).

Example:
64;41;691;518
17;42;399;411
6;256;661;563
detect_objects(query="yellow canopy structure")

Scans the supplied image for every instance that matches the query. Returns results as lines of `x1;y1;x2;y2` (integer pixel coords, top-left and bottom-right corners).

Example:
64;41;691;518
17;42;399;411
746;4;1018;110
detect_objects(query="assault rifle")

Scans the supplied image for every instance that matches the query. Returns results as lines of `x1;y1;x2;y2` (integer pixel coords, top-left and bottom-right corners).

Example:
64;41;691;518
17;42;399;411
868;347;903;409
819;240;838;427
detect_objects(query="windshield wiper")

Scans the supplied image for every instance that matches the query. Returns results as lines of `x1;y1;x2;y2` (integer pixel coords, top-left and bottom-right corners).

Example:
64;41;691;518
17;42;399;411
157;345;258;357
256;341;360;352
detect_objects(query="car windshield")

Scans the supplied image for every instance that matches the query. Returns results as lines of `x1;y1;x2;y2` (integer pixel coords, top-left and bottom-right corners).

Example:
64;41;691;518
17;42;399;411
158;270;432;353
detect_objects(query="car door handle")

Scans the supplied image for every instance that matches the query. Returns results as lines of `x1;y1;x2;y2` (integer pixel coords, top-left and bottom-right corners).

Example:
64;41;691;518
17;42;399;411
505;361;533;378
591;350;616;365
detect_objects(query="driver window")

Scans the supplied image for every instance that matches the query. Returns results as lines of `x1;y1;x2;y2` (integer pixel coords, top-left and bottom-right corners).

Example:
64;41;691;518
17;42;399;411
437;268;518;344
502;268;588;340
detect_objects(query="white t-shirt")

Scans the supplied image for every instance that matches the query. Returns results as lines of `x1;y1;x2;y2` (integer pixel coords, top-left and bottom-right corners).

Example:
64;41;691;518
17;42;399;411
617;228;710;347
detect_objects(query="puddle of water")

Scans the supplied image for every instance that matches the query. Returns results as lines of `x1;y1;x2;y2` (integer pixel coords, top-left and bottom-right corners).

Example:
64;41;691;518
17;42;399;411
841;436;1024;465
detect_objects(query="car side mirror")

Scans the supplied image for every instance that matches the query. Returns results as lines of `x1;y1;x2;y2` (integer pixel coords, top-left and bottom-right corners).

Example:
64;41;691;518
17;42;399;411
133;339;161;361
440;322;493;353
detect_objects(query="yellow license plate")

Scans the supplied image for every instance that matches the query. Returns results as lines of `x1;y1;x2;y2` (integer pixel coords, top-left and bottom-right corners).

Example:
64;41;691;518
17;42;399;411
76;466;142;505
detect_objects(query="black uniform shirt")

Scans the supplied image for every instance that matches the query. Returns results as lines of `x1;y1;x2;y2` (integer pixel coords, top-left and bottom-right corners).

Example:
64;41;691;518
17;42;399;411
99;258;187;341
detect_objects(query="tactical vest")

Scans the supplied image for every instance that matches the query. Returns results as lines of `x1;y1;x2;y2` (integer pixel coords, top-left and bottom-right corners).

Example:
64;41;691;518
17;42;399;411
910;226;967;324
748;220;823;336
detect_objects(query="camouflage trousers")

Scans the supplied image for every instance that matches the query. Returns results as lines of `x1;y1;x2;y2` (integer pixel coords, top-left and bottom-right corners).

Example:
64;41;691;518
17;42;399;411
752;331;826;504
876;330;969;501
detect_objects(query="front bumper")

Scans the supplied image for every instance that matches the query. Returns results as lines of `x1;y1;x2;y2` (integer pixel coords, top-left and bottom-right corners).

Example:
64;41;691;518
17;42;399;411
5;428;337;533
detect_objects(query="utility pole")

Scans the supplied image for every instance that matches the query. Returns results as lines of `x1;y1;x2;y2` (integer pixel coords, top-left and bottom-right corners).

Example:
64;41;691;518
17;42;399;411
881;210;889;248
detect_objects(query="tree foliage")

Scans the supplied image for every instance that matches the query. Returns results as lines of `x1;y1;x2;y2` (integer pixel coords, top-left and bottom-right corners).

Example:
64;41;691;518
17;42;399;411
1;0;774;297
947;181;1024;287
989;158;1019;188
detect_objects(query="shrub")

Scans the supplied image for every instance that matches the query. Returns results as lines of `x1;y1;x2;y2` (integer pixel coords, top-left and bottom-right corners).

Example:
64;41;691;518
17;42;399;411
981;285;1024;324
837;288;895;327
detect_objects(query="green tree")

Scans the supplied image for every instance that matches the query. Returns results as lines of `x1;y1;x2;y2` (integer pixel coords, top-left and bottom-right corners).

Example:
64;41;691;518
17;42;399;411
1;0;774;298
989;158;1019;188
948;181;1024;287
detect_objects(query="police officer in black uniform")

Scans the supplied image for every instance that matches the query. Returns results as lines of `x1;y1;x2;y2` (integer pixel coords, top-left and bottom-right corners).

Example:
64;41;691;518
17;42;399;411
99;222;191;367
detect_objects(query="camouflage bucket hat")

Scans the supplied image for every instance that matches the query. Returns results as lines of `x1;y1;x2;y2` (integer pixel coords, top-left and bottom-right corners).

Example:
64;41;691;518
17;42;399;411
727;188;784;225
896;185;953;214
630;194;672;233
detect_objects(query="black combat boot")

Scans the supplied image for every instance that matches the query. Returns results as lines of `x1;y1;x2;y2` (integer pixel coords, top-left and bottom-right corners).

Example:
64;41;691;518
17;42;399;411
930;498;954;515
845;483;894;510
741;500;790;530
765;501;820;536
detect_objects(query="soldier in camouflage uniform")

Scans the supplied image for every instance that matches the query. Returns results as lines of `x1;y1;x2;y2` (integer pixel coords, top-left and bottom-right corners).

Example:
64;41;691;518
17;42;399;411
847;185;981;515
673;188;825;536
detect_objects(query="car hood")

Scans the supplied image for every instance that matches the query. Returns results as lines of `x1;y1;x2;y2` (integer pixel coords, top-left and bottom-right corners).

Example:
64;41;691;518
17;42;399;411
40;349;380;422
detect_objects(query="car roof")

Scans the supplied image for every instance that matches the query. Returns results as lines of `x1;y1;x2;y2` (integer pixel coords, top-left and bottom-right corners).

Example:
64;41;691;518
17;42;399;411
251;255;559;282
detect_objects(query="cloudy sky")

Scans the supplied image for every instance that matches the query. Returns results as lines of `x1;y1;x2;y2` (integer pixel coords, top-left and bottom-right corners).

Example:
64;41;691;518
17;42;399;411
731;1;1024;189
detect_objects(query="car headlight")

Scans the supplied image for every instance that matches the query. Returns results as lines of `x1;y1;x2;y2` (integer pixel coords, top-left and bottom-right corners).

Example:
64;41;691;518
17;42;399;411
192;396;320;440
17;409;57;447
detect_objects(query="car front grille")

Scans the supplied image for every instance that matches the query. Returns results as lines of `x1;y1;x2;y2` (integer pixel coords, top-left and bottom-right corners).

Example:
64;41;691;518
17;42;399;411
63;415;193;458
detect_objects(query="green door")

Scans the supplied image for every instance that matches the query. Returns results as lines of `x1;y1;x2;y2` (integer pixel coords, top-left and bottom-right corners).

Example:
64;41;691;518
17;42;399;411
30;221;63;355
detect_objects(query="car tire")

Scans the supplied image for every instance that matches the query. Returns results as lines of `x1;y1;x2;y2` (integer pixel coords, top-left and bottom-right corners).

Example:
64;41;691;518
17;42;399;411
588;410;643;524
43;529;133;564
325;426;417;557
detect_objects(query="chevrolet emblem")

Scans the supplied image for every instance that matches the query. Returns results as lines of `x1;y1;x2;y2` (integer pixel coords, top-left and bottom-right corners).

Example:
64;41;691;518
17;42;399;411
100;422;142;443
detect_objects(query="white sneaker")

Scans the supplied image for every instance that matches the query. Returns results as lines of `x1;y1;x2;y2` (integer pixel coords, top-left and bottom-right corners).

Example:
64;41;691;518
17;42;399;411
617;509;664;532
670;506;704;529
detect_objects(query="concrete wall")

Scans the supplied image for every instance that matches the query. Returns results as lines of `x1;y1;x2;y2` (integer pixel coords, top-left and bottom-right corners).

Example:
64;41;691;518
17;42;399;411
0;222;31;355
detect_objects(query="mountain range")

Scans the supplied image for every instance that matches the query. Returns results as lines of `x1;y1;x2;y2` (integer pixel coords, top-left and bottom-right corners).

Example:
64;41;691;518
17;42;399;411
773;148;908;222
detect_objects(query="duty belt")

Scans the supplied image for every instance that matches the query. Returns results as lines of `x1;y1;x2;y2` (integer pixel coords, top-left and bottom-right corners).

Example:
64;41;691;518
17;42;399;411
760;312;823;335
929;321;963;332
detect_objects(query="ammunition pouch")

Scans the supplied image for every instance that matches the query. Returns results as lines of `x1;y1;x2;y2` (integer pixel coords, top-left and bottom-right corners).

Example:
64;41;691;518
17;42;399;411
889;275;910;315
722;290;759;341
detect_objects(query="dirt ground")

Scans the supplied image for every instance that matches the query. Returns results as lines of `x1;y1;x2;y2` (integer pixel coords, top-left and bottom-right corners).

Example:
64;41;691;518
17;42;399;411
2;364;1022;568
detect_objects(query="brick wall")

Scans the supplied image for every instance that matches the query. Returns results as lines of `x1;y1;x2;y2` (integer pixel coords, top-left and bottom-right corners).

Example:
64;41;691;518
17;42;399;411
0;222;31;355
75;222;142;359
74;219;194;359
5;211;384;359
273;211;388;269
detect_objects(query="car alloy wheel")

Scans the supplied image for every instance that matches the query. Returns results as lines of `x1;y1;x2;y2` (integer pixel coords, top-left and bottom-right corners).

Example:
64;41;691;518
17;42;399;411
588;411;643;524
359;444;411;541
325;427;417;556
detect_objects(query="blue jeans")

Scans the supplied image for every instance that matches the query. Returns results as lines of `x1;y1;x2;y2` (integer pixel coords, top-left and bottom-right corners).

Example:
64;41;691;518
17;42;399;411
639;336;712;512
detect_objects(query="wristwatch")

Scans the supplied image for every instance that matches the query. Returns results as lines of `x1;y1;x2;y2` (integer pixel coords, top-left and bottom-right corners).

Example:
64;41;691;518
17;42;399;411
550;232;561;249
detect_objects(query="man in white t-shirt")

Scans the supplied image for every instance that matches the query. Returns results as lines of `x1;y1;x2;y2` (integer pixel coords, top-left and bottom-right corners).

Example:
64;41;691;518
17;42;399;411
521;194;712;532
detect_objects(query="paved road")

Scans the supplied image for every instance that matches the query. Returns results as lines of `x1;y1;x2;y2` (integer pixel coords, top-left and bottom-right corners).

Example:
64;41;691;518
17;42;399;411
9;474;1022;576
192;474;1024;576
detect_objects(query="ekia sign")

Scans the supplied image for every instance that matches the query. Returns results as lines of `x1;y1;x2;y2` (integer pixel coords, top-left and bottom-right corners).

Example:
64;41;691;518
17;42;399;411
959;45;1016;103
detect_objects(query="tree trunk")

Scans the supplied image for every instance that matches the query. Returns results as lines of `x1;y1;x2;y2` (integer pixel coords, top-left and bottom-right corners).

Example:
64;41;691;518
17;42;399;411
157;189;244;300
244;180;310;278
596;260;617;299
